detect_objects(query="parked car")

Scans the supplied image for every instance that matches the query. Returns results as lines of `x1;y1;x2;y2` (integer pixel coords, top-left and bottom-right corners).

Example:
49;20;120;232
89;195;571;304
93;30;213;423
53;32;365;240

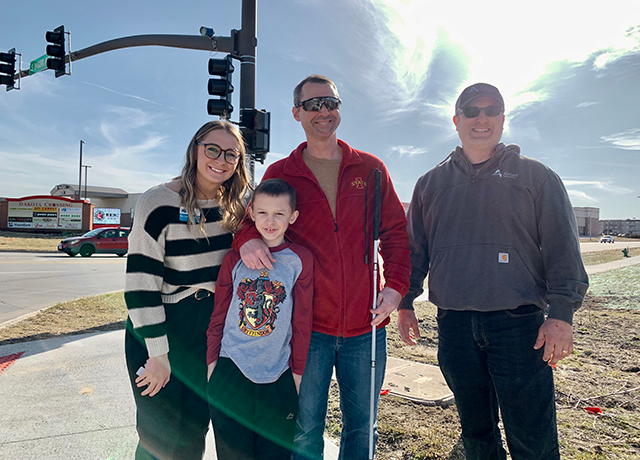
58;227;130;257
600;235;615;243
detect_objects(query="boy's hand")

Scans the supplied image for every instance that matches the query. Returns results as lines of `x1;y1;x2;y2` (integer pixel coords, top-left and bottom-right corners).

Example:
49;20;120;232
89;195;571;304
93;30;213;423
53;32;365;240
207;361;217;382
136;354;171;397
292;373;302;394
240;239;275;270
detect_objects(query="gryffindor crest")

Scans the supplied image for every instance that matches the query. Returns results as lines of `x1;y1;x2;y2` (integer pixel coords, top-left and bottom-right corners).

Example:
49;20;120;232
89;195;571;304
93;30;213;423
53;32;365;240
236;270;287;337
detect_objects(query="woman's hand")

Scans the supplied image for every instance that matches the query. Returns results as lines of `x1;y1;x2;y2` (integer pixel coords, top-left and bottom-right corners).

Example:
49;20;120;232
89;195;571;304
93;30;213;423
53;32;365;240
135;354;171;397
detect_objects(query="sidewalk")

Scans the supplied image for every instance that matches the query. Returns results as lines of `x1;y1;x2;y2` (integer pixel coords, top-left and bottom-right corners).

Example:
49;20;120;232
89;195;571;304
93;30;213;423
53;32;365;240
0;331;340;460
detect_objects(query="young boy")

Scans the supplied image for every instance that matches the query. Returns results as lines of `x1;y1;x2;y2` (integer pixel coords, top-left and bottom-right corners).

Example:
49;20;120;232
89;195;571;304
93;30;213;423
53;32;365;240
206;178;314;460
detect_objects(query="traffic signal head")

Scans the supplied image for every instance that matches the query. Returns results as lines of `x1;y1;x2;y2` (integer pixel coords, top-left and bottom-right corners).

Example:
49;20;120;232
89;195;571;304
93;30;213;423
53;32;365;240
240;109;271;163
45;25;66;78
0;49;16;90
207;55;234;119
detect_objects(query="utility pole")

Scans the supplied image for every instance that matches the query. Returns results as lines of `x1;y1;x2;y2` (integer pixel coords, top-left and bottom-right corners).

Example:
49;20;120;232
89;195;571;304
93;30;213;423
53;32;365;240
78;140;84;200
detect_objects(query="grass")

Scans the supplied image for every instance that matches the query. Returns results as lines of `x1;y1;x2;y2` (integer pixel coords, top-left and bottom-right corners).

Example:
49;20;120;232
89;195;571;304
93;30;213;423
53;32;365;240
0;292;127;345
581;247;640;265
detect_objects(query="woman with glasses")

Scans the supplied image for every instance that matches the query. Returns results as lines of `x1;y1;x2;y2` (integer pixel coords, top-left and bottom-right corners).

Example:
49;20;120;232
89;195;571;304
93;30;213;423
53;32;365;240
124;120;250;460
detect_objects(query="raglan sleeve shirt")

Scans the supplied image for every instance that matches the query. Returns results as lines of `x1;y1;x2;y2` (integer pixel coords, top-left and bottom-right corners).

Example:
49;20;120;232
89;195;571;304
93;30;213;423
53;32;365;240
288;244;314;375
206;250;239;366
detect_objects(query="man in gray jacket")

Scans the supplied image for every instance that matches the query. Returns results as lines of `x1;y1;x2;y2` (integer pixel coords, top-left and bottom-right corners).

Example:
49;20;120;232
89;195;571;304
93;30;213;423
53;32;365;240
398;83;588;460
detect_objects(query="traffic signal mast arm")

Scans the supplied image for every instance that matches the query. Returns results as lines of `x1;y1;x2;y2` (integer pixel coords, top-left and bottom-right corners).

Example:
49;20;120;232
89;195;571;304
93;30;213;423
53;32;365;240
15;33;237;79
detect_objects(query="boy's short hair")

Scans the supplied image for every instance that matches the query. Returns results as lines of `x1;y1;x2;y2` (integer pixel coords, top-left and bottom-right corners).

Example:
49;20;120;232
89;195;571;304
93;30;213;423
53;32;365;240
252;178;297;211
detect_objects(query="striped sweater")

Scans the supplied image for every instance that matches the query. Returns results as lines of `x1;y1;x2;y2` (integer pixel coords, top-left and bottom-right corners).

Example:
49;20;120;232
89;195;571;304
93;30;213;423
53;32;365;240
125;184;233;357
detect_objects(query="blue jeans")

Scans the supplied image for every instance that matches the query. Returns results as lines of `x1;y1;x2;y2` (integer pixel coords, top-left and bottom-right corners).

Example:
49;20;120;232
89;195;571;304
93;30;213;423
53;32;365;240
437;305;560;460
293;329;387;460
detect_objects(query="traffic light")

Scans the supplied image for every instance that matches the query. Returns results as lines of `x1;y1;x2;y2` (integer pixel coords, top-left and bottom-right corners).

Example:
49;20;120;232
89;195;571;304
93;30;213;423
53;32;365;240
0;48;16;91
207;55;234;119
45;25;66;78
240;108;271;163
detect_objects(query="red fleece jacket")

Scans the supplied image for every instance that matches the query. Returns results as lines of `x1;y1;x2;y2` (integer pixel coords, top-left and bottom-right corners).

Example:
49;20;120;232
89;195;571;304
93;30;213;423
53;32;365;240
234;140;411;338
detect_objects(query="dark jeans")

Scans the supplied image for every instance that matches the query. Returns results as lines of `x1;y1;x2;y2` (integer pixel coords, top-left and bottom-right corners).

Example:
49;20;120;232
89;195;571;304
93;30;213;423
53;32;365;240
437;305;560;460
208;357;298;460
125;292;213;460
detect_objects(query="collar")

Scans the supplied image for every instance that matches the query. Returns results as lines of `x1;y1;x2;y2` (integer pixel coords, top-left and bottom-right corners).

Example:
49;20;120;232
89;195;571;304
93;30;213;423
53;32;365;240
283;139;363;176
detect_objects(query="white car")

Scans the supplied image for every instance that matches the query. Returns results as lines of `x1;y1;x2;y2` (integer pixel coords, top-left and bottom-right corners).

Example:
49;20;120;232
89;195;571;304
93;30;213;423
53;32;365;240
600;235;615;243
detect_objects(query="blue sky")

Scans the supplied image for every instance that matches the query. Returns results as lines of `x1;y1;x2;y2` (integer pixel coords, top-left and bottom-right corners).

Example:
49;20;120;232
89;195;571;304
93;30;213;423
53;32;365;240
1;0;639;219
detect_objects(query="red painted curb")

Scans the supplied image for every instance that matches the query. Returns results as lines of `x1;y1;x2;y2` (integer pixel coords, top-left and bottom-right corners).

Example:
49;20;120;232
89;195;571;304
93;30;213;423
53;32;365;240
0;352;25;375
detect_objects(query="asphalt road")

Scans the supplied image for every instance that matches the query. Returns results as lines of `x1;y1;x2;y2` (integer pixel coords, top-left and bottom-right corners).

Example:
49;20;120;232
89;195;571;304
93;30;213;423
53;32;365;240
579;240;640;253
0;252;126;325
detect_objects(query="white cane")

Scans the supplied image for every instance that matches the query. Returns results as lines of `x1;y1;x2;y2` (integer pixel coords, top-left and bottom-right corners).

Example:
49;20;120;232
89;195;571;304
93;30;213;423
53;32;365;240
368;168;382;460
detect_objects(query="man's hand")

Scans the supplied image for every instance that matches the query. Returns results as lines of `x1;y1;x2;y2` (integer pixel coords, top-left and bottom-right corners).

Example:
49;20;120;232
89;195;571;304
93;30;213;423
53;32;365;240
371;287;402;326
136;354;171;397
534;318;574;366
239;239;275;270
207;360;217;382
397;309;421;345
292;373;302;394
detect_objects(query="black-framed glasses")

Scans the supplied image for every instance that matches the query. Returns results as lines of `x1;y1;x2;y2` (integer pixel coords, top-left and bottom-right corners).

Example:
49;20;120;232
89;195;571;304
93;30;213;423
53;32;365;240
295;96;342;112
196;142;241;164
458;105;503;118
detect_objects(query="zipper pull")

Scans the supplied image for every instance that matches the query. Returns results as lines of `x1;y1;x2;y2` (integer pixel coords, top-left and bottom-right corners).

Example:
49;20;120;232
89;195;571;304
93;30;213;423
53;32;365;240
334;220;338;232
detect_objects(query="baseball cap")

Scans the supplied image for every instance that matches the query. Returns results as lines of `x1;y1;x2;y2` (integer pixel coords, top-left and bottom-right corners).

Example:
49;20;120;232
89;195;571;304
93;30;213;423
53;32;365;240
455;83;504;112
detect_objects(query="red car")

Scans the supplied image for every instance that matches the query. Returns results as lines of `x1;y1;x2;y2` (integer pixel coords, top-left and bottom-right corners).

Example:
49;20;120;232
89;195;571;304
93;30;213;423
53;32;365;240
58;227;130;257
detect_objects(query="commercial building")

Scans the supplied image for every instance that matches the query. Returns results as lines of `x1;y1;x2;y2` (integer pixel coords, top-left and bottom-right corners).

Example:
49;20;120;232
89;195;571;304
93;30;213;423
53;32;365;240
573;207;600;237
600;219;640;236
0;184;142;233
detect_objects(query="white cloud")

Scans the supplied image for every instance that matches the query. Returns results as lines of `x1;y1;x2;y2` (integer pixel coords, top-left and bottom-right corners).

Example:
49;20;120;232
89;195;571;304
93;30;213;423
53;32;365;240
601;129;640;151
370;0;640;111
567;189;598;202
563;180;633;195
575;102;600;108
390;145;428;157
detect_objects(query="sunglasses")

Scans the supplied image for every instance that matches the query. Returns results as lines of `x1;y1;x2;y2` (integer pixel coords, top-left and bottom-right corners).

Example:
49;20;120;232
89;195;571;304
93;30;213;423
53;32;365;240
295;96;342;112
196;142;241;164
459;105;503;118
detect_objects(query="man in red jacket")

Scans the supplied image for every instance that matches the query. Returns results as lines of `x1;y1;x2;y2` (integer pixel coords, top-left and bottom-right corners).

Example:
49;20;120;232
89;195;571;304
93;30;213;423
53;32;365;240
233;74;411;460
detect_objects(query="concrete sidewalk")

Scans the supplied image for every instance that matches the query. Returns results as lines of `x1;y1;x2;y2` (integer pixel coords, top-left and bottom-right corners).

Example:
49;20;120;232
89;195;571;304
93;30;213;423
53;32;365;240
0;331;342;460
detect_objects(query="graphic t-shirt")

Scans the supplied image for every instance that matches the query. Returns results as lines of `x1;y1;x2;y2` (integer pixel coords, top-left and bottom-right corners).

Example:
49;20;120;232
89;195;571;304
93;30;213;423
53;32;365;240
206;242;314;383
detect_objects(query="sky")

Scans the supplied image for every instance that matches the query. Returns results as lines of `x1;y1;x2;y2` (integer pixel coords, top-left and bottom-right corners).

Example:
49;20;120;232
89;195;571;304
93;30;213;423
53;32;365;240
1;0;639;219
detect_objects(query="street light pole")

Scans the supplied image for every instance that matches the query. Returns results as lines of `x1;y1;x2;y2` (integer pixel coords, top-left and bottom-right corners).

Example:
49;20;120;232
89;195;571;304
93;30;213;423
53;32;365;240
82;165;91;200
239;0;257;184
78;140;85;200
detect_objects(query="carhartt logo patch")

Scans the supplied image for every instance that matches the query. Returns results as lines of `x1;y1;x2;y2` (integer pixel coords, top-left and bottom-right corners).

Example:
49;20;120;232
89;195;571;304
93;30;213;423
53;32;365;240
351;177;366;189
498;253;509;263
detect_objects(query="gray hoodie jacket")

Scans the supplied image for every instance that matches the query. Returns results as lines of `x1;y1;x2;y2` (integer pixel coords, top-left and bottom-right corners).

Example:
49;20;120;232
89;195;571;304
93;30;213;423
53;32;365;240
400;143;588;324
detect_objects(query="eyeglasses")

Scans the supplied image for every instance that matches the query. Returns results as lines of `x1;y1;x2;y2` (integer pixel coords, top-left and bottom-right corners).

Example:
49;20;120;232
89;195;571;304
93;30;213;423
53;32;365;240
458;105;503;118
295;96;342;112
196;142;241;164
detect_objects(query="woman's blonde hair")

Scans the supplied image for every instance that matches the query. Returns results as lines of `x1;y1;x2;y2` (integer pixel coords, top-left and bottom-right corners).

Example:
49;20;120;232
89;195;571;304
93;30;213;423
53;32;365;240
179;120;250;233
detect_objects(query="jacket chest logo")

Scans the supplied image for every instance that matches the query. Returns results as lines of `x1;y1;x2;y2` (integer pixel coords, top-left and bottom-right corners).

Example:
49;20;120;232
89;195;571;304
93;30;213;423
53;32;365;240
351;177;366;189
492;169;519;179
